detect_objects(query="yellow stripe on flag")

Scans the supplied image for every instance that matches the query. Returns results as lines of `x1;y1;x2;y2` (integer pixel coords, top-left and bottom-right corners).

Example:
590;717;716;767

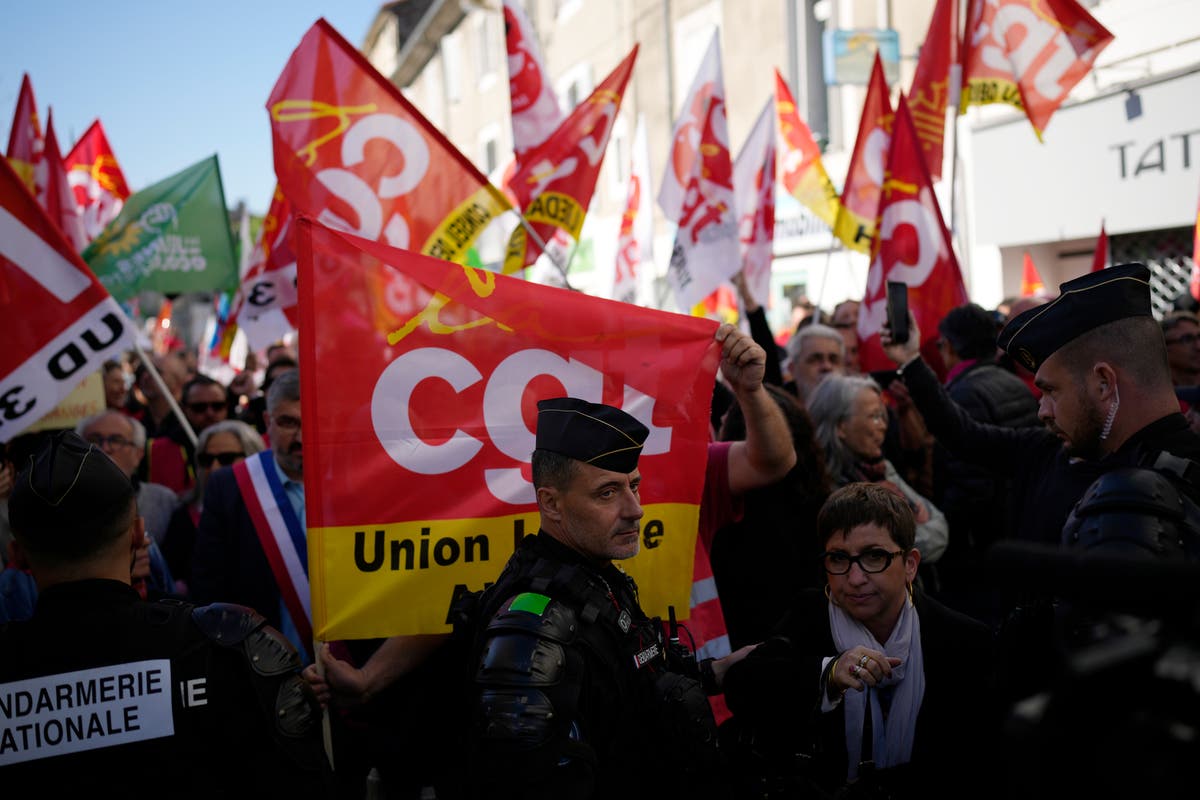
420;185;511;264
308;503;701;640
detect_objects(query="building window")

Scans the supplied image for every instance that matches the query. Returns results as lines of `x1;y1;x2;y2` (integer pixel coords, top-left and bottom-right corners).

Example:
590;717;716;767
441;34;462;104
475;12;501;86
556;62;593;113
479;123;503;178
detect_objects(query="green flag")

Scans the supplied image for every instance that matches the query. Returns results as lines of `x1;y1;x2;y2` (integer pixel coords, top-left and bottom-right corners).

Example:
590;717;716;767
83;154;238;299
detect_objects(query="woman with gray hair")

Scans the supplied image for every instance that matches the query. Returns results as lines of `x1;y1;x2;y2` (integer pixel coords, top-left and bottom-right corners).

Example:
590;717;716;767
160;419;265;594
807;374;948;563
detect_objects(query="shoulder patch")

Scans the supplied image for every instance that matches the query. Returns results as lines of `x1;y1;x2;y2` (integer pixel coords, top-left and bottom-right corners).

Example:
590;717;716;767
507;592;552;616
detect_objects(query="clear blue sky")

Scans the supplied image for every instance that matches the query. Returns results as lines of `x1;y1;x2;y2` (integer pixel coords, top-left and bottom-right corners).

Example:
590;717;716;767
1;1;381;215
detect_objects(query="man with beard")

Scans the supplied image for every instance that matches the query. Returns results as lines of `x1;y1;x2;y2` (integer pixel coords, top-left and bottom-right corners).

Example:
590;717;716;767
880;263;1200;547
883;264;1200;706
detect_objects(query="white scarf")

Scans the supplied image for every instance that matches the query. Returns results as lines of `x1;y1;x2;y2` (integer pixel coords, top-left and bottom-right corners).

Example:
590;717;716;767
829;595;925;780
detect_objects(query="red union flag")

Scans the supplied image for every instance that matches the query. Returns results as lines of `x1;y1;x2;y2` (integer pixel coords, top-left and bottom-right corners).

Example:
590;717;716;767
503;45;638;275
503;0;563;161
857;95;967;373
229;186;299;350
909;0;958;181
5;73;45;199
42;113;87;253
774;69;839;229
835;53;894;254
295;216;720;639
961;0;1113;137
734;98;777;309
268;19;511;265
64;119;131;243
0;154;133;443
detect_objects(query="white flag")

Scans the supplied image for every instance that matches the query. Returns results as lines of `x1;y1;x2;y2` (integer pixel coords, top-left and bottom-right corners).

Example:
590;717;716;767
503;0;564;161
661;31;739;312
733;97;777;312
612;115;654;304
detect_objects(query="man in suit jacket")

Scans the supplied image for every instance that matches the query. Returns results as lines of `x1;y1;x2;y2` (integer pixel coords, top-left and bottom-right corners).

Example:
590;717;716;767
190;368;306;655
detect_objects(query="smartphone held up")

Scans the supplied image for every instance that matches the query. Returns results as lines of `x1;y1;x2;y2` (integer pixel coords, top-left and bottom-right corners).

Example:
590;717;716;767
886;281;910;345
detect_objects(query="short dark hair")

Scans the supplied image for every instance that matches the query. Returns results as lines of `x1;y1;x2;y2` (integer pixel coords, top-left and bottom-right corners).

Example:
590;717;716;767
817;483;916;551
182;373;224;404
531;449;577;491
1061;316;1171;387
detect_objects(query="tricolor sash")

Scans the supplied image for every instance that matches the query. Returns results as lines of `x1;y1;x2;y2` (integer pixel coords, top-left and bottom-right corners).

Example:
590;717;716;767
232;451;312;660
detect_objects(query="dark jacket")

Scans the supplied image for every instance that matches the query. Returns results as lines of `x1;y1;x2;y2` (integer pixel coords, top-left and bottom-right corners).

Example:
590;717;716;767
722;587;998;800
189;460;282;630
466;532;723;800
936;361;1040;572
0;580;329;796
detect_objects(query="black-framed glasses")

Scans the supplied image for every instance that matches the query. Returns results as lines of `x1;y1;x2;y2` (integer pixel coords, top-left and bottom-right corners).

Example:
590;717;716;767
198;451;245;468
187;401;227;414
822;548;905;575
86;434;135;450
1167;333;1200;347
272;414;302;431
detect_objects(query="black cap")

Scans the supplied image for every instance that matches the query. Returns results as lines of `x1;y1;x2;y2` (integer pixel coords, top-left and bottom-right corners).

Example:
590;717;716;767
9;431;134;542
997;263;1152;372
535;397;649;474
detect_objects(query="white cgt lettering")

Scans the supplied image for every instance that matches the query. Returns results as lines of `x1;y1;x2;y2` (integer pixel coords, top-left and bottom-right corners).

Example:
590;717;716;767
371;347;672;505
313;112;430;248
982;5;1080;102
858;190;947;339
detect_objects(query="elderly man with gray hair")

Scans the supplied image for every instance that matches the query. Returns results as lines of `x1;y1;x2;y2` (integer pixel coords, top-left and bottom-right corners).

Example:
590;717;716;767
785;322;845;404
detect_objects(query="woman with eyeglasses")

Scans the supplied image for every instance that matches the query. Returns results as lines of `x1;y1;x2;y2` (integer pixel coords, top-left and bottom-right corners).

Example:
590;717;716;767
160;420;264;596
720;483;997;799
807;374;949;566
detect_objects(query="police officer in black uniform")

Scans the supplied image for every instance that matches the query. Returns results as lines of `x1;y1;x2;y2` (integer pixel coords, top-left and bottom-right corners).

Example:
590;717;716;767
0;431;331;796
464;398;732;799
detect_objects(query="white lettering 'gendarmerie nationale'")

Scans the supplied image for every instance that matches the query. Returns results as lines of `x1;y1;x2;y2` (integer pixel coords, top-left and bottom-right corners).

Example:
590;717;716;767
0;660;174;765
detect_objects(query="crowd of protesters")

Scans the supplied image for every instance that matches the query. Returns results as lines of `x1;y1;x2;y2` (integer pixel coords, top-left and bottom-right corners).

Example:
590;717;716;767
3;264;1200;798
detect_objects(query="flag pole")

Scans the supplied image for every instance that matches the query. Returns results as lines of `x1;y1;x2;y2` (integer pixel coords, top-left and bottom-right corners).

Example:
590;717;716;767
518;215;574;291
132;341;198;449
811;232;841;323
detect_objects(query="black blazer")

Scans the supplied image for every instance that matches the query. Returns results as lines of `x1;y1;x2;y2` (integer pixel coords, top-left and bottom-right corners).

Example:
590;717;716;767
189;458;285;629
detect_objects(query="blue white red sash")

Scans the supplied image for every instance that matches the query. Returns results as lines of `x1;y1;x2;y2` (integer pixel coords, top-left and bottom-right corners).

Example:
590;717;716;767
232;451;312;660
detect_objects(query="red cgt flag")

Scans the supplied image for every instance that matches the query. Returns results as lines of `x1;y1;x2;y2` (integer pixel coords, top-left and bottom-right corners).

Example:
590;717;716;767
961;0;1113;138
909;0;958;182
0;153;134;443
294;216;720;640
503;45;638;275
835;52;894;254
64;119;131;244
5;73;45;199
42;112;87;253
774;68;839;229
1091;220;1108;272
857;94;968;373
268;19;511;266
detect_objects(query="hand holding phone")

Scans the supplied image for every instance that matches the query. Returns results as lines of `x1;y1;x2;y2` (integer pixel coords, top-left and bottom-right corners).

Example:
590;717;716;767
886;281;910;345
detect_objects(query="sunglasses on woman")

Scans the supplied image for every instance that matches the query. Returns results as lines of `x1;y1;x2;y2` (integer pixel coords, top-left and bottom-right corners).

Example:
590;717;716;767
198;451;245;468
